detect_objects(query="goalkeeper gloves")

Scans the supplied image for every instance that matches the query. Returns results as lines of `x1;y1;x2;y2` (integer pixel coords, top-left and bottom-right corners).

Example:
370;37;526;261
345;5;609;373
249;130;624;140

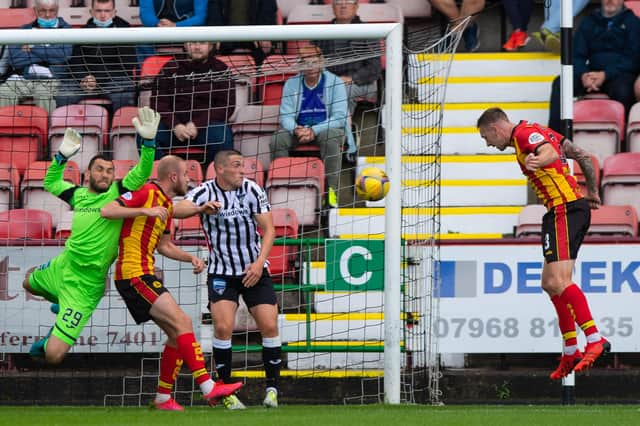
55;128;81;164
132;106;161;147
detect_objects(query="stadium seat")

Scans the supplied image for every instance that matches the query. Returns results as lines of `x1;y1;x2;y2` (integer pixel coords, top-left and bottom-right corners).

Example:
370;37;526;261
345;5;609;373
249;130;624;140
266;207;299;279
587;205;638;237
185;159;203;186
625;102;640;153
265;157;324;226
110;106;139;161
217;54;257;107
0;162;19;212
625;1;640;17
514;204;546;238
112;159;137;181
118;4;142;26
138;55;173;107
205;155;265;187
288;3;403;24
174;216;202;240
0;208;53;239
258;55;299;105
54;209;74;240
277;0;310;21
0;105;49;176
573;99;625;165
572;155;600;197
21;160;80;230
49;104;110;171
601;152;640;217
385;0;432;18
231;104;280;171
57;6;91;27
0;7;35;28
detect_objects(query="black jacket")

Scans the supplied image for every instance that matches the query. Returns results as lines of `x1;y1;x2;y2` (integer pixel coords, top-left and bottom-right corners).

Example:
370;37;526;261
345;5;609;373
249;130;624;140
206;0;277;26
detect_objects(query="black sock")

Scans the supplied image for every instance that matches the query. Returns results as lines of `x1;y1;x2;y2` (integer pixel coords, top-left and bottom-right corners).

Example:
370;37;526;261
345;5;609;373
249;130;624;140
212;346;232;383
262;345;281;390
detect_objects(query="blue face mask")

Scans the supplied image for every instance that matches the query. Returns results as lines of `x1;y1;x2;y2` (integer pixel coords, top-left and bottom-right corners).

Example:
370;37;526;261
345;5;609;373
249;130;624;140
92;17;113;27
37;17;58;28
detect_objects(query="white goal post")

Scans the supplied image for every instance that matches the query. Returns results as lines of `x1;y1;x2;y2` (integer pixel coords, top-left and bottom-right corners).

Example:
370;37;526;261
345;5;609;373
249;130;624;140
0;23;405;403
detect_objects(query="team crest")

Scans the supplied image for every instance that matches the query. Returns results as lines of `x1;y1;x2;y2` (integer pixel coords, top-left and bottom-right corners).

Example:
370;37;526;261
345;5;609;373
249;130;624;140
237;193;246;205
121;191;133;201
528;132;544;144
213;278;226;295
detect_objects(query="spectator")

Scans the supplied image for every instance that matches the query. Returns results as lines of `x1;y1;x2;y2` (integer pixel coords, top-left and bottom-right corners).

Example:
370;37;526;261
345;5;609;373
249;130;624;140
270;45;351;208
531;0;590;54
502;0;533;51
206;0;277;66
430;0;485;52
140;0;207;27
57;0;137;113
0;0;72;114
315;0;382;116
548;0;640;134
151;41;235;165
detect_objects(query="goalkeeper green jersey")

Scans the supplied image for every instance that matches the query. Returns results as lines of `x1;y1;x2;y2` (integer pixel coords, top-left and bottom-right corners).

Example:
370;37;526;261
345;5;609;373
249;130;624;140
44;146;155;282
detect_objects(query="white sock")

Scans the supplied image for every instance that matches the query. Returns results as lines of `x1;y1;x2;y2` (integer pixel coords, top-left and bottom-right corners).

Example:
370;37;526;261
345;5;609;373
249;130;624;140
155;393;171;403
200;378;215;396
266;386;277;395
564;344;578;355
586;332;602;344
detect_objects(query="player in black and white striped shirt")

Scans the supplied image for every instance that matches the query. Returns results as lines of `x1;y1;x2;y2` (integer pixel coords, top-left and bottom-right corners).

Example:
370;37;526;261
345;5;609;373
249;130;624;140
175;150;280;409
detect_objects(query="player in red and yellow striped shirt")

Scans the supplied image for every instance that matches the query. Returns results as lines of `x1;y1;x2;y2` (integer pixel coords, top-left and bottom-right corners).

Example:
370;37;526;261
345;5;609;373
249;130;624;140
477;107;610;380
101;155;242;410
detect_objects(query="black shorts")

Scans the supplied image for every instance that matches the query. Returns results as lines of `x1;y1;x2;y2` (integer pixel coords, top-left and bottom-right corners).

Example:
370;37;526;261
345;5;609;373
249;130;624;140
115;274;169;324
541;198;590;263
206;269;277;308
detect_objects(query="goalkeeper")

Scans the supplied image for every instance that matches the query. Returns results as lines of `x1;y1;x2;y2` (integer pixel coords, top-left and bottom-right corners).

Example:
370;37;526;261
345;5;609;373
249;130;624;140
22;107;160;364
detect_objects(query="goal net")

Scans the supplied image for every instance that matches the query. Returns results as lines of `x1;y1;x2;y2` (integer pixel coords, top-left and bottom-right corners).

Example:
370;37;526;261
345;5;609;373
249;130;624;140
0;18;461;406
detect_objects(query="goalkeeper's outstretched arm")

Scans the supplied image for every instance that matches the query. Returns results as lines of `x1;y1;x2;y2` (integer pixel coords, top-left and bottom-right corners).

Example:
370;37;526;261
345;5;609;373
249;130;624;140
121;107;161;193
44;128;82;200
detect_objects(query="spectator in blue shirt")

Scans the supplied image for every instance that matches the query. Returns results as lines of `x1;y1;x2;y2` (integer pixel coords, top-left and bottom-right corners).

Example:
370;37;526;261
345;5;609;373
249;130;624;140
140;0;207;27
270;45;353;209
0;0;72;113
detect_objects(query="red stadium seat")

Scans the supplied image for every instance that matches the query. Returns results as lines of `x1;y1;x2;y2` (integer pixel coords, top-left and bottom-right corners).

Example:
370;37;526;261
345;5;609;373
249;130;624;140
277;0;310;21
572;155;600;197
0;162;19;212
587;205;638;237
0;105;49;176
205;155;265;187
217;55;257;107
625;1;640;17
231;105;280;171
626;102;640;153
54;209;74;240
111;106;139;161
573;99;625;165
514;204;546;238
0;8;35;29
112;159;138;181
288;4;403;24
49;104;110;171
266;207;299;279
265;157;324;226
174;216;202;240
601;152;640;217
258;55;298;105
0;208;53;239
185;159;203;186
21;161;80;230
385;0;432;18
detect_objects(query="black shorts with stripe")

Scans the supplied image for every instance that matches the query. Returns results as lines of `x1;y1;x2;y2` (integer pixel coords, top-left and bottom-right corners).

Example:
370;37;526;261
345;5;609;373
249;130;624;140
206;269;276;308
541;198;590;263
115;274;169;324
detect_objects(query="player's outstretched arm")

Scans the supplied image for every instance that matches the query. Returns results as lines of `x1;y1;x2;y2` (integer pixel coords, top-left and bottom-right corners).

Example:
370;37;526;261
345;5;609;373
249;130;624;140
44;128;82;198
173;199;221;219
101;200;169;221
122;107;161;192
157;234;205;274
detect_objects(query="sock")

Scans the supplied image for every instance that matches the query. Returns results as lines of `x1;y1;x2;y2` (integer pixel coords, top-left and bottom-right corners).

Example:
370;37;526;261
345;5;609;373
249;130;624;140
212;337;232;383
156;344;183;401
561;284;601;343
550;295;578;355
176;333;214;395
262;336;282;390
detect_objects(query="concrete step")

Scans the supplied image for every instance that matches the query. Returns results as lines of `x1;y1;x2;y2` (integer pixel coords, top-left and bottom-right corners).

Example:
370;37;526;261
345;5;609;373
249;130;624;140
328;206;522;239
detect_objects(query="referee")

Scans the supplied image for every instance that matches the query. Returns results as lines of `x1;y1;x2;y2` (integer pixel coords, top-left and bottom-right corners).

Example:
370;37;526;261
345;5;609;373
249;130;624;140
175;149;280;409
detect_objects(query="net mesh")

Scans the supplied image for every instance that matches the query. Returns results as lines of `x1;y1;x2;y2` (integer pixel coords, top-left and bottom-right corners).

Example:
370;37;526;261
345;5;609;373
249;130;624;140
0;18;463;406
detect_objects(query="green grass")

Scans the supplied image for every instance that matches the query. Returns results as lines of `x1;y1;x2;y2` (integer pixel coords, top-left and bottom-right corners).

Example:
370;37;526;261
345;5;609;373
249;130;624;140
1;405;639;426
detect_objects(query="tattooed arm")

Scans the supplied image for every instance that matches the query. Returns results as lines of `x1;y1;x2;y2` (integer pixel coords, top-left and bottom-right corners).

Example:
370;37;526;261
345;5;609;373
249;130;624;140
562;139;601;209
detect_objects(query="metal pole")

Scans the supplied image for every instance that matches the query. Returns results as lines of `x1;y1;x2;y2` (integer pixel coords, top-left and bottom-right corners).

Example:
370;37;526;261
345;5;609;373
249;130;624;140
383;23;404;404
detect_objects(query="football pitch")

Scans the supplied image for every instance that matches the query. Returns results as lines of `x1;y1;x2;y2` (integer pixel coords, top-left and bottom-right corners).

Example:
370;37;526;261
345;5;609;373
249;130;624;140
1;405;639;426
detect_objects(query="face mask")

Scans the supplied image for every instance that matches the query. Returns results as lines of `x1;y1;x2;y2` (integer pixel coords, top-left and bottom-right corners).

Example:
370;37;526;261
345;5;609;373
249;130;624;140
92;17;113;27
37;17;58;28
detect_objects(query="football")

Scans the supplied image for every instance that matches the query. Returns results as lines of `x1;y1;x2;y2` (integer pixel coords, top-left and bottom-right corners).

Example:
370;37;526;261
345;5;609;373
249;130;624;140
355;167;390;201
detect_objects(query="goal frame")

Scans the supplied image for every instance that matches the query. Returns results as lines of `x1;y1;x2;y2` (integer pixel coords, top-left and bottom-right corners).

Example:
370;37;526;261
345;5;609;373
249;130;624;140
0;22;404;403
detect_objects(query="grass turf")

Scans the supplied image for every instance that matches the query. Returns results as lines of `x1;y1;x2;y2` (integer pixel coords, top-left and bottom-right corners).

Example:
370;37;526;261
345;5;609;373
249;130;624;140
0;405;639;426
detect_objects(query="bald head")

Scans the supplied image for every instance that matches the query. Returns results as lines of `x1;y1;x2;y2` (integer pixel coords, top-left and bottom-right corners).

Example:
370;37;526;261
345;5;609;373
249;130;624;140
156;155;190;197
157;155;184;180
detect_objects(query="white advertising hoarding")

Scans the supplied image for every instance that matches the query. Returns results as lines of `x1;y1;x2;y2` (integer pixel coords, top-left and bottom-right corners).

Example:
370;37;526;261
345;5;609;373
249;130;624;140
438;242;640;353
0;245;206;353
